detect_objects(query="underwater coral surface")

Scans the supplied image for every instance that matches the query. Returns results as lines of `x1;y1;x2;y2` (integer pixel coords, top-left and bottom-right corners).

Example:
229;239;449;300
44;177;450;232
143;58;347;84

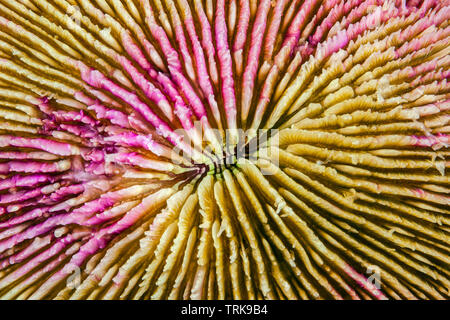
0;0;448;299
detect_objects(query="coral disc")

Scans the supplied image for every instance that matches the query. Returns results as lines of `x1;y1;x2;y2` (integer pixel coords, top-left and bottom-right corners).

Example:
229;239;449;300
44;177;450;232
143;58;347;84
0;0;449;300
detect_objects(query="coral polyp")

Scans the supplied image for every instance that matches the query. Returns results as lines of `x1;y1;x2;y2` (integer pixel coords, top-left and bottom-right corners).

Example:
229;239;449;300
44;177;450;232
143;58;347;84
0;0;449;300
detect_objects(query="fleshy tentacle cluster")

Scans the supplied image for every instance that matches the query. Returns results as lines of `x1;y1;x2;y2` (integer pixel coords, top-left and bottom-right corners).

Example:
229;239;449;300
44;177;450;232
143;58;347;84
0;0;449;299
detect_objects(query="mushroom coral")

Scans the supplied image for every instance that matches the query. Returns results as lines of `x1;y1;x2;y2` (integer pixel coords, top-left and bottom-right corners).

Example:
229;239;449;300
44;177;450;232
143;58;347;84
0;0;449;300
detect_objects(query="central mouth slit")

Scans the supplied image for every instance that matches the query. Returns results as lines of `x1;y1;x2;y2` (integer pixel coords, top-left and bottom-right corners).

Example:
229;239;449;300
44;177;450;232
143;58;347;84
197;131;272;176
205;147;239;175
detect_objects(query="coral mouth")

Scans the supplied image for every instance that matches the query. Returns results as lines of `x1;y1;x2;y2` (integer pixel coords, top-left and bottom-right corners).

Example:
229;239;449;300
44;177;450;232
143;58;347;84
209;150;238;175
